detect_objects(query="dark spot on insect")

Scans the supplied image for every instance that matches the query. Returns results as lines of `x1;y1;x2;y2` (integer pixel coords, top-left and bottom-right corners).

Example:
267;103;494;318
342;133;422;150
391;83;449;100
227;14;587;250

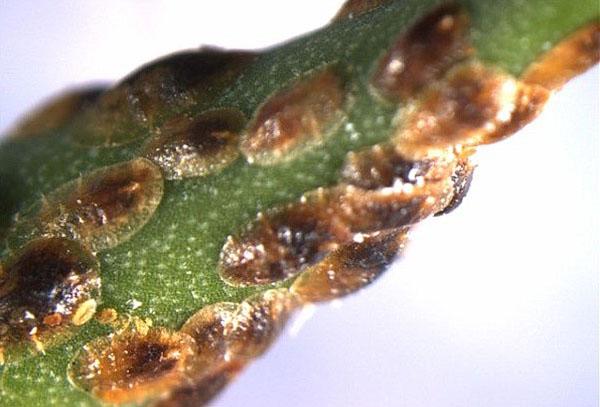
14;158;164;252
342;143;437;189
143;108;246;179
71;48;256;147
292;229;408;303
68;326;197;404
219;181;450;286
225;289;298;360
241;66;347;165
332;0;390;22
522;22;600;90
8;86;105;139
155;360;244;407
394;62;549;159
371;2;472;102
131;342;177;377
0;237;100;359
434;157;475;216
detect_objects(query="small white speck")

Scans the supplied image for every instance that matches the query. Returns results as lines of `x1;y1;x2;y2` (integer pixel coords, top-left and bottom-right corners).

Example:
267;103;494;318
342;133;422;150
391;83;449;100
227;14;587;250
388;58;405;74
353;233;365;243
126;299;143;310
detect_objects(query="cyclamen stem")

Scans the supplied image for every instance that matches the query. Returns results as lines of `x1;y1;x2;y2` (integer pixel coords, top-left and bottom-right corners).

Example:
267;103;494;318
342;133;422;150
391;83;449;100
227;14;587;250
0;1;598;406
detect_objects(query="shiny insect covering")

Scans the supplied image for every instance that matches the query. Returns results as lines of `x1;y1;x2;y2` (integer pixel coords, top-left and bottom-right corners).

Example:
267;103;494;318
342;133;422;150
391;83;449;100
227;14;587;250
0;1;598;406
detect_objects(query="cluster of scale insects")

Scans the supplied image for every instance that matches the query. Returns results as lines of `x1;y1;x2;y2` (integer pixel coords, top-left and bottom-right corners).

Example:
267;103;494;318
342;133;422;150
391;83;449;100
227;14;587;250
0;1;597;405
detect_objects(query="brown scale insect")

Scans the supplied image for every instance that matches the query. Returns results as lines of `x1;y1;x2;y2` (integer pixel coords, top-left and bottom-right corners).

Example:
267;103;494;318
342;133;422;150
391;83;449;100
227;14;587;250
0;237;100;359
341;142;454;190
219;198;340;286
180;290;297;364
68;326;198;405
291;228;408;302
143;108;246;180
240;66;347;165
391;62;549;159
342;140;476;218
370;2;473;102
7;85;105;139
224;289;298;360
10;157;164;252
70;48;256;147
180;302;238;368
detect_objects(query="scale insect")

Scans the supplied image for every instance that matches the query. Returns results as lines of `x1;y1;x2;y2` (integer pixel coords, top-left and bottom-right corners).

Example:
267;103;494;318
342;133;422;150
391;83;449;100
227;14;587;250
0;1;598;406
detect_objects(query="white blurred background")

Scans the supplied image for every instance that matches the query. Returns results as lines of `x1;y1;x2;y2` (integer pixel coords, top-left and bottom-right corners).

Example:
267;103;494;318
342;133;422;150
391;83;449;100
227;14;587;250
1;2;598;406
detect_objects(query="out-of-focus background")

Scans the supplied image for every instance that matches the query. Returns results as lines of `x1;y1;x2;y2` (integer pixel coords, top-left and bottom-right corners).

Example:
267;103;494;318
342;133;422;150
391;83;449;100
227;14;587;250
1;2;598;406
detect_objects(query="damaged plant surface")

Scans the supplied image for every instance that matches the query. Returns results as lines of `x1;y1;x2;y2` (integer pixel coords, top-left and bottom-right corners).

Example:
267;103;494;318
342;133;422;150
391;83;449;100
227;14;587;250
0;1;598;406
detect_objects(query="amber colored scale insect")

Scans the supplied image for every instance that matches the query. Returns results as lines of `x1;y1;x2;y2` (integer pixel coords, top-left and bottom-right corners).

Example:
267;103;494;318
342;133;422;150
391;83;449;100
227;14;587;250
0;1;598;406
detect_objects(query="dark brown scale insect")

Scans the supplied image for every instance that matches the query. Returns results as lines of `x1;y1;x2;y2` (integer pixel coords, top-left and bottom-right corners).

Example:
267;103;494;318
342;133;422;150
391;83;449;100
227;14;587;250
370;3;472;102
342;140;476;216
392;62;549;159
0;237;100;360
331;182;453;232
10;158;163;252
224;288;298;360
70;48;256;147
180;290;297;363
7;85;105;139
143;108;246;179
219;197;341;286
68;325;197;404
180;302;238;368
240;66;347;164
522;22;600;90
291;228;408;303
341;142;451;190
332;0;390;21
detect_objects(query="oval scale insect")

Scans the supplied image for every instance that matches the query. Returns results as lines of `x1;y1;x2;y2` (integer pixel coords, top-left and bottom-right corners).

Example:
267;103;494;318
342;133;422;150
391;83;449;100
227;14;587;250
0;1;597;406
